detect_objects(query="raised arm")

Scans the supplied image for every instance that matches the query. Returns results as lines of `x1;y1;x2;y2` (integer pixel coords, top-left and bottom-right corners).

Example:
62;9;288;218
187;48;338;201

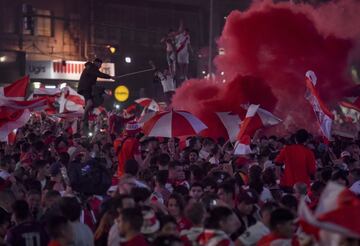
87;66;113;79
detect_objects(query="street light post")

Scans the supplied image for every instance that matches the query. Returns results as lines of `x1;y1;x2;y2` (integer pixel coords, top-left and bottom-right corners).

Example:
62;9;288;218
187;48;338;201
208;0;214;79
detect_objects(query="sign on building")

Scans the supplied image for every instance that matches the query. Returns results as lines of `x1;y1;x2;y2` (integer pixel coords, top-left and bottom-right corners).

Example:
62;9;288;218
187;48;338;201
26;60;115;81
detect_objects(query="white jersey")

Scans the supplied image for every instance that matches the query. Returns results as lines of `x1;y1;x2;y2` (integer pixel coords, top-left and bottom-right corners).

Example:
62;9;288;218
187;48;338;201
238;221;270;246
158;72;176;93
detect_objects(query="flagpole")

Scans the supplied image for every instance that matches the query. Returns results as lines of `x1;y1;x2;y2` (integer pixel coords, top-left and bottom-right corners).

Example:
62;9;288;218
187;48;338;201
114;68;155;79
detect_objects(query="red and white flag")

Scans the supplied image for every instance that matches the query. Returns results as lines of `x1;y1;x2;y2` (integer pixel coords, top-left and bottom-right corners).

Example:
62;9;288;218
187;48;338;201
124;104;137;114
298;182;360;241
135;98;159;111
305;71;334;141
0;96;48;111
234;104;281;155
33;87;61;96
0;76;31;141
29;87;62;114
58;86;85;113
67;120;78;135
0;109;31;141
0;76;29;100
340;96;360;112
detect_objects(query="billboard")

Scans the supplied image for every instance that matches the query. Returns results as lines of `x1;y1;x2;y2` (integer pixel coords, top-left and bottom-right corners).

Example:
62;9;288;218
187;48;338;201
26;60;115;81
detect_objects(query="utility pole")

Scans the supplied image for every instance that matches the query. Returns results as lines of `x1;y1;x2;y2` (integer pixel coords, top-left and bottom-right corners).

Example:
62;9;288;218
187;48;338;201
208;0;214;79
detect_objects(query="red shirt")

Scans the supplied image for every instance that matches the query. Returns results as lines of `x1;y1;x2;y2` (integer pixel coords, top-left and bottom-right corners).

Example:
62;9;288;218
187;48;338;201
122;234;149;246
114;136;139;177
48;240;62;246
257;233;300;246
275;144;316;187
177;217;192;232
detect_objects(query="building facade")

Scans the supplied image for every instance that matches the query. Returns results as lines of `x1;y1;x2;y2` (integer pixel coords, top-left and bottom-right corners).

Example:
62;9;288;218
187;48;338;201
0;0;251;102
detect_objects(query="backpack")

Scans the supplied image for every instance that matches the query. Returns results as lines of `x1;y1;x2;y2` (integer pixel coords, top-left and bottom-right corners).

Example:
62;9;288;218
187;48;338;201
69;158;111;195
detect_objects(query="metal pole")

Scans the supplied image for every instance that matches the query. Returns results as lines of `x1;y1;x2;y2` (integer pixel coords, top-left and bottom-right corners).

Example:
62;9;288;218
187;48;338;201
208;0;214;79
114;68;155;79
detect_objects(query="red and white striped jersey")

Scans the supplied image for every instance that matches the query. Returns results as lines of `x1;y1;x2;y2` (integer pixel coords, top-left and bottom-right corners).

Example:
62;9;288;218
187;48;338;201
175;31;190;53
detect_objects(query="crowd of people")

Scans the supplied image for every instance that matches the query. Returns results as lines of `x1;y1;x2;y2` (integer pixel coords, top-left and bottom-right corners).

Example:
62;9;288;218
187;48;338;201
0;108;360;246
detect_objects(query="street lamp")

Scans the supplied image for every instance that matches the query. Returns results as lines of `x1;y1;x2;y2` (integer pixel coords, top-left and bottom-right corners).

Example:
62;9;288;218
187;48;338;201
107;45;116;54
125;57;132;63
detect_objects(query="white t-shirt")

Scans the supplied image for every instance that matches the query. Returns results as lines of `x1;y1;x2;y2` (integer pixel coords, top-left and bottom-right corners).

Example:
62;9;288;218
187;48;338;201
350;180;360;195
0;170;10;180
238;221;270;246
259;187;274;202
199;149;210;160
157;72;175;93
108;222;122;246
71;221;94;246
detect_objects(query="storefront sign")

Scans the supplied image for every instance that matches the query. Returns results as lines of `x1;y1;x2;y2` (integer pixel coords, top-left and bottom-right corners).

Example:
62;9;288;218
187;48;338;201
26;60;115;81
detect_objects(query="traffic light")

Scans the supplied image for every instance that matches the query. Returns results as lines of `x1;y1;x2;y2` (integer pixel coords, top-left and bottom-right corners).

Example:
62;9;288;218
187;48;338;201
22;4;34;35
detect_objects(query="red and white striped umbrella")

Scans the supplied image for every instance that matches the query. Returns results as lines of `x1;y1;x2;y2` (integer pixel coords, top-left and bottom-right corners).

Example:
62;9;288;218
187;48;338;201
143;110;207;137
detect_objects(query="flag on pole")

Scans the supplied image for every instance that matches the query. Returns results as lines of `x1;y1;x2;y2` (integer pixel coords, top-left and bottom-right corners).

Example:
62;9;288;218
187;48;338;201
305;71;334;141
0;76;31;141
234;104;281;155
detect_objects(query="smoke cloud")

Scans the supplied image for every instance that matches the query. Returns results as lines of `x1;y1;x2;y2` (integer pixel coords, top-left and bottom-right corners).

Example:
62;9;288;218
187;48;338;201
172;0;360;137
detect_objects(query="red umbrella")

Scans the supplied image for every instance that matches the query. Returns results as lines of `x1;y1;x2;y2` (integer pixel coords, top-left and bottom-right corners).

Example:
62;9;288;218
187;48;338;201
143;110;207;138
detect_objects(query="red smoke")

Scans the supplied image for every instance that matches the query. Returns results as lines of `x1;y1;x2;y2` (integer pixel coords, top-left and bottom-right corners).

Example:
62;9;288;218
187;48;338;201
172;0;360;137
172;75;277;139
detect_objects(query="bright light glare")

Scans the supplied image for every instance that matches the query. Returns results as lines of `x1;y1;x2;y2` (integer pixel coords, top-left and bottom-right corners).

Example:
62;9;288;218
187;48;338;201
125;57;132;63
45;85;56;89
33;82;41;89
115;104;120;109
0;56;6;62
202;70;206;74
109;47;116;54
221;71;225;76
219;48;225;55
